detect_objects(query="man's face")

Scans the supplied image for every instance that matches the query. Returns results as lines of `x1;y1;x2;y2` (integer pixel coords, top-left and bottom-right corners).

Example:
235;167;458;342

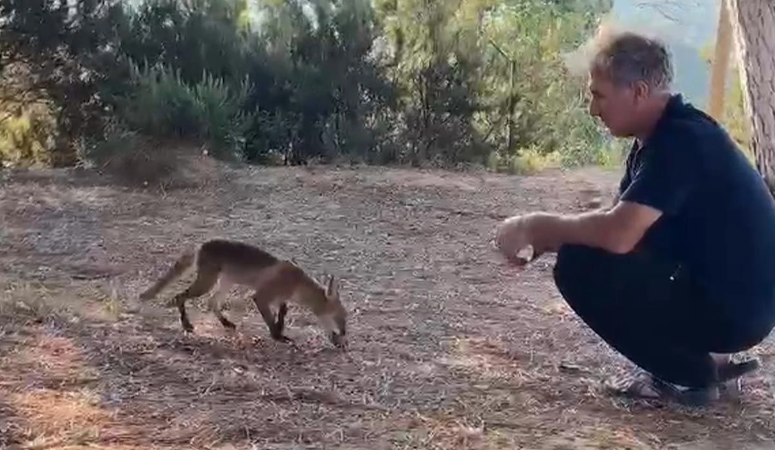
587;69;640;137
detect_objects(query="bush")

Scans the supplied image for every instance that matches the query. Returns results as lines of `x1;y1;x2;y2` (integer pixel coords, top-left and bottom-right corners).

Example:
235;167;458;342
1;0;620;174
487;145;562;175
81;120;226;190
116;61;253;161
0;105;58;168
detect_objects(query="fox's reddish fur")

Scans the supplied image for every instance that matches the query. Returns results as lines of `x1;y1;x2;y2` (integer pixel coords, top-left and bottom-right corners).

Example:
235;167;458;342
139;239;347;347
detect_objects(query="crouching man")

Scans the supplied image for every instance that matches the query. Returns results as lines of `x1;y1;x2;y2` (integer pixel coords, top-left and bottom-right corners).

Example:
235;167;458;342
495;29;775;406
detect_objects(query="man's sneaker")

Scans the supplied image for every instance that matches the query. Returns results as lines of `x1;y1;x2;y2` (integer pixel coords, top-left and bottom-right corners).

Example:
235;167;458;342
605;358;760;407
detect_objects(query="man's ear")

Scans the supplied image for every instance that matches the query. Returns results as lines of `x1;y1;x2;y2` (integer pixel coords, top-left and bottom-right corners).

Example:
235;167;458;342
632;80;650;103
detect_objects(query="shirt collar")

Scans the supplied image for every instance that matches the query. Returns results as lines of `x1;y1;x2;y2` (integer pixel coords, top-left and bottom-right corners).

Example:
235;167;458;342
641;93;685;147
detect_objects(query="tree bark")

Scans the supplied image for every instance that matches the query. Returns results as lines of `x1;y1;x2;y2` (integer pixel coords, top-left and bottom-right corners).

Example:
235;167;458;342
707;0;732;121
725;0;775;193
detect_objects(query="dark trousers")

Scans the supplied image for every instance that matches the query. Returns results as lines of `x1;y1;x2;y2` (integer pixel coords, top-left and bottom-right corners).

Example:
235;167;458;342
552;244;772;388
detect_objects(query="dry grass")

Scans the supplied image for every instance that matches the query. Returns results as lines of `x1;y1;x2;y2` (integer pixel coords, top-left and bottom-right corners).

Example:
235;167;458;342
85;131;228;192
1;164;775;450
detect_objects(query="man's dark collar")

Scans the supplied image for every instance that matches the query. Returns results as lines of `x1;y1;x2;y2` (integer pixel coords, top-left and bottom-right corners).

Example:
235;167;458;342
641;93;684;146
663;93;685;116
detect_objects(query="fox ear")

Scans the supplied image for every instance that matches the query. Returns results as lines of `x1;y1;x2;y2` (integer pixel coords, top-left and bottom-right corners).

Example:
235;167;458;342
326;274;339;298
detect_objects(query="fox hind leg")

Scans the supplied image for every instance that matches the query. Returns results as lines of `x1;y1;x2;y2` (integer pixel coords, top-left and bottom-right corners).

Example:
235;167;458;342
171;267;219;332
207;278;237;330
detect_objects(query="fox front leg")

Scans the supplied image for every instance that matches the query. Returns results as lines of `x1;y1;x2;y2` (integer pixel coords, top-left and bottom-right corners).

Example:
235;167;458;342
253;297;294;344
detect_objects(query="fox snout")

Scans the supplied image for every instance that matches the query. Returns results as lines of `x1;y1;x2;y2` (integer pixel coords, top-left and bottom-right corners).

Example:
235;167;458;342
329;330;347;348
325;313;347;348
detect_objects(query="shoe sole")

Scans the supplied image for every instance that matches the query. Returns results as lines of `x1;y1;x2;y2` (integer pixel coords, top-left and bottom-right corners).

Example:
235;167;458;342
673;358;762;407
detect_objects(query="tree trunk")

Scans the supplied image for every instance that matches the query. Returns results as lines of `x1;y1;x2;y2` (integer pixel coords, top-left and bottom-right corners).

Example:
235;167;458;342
506;59;515;153
725;0;775;193
707;0;732;120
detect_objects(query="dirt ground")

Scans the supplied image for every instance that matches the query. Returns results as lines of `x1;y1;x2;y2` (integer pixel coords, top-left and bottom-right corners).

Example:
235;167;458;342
1;164;774;450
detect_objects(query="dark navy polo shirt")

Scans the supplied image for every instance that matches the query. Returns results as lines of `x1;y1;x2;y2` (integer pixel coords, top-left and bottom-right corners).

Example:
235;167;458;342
619;94;775;327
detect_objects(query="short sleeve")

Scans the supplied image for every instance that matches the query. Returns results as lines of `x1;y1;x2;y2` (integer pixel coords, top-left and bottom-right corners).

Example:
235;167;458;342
617;143;637;195
620;140;697;216
618;171;631;195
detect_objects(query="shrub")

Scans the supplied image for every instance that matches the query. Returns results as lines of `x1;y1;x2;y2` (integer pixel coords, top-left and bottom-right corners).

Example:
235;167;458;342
81;119;226;190
0;105;58;168
116;61;253;161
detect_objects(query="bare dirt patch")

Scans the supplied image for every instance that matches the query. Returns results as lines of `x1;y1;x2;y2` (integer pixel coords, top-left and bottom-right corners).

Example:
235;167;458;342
1;164;774;450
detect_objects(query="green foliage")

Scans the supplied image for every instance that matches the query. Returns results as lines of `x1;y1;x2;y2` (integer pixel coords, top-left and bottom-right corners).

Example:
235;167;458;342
246;0;397;164
475;0;613;170
116;62;252;160
373;0;491;165
0;0;618;173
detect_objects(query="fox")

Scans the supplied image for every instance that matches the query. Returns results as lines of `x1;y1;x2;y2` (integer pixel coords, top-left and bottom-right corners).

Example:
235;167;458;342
138;239;347;348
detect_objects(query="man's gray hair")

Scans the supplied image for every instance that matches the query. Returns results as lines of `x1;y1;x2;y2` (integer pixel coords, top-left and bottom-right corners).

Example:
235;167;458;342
590;29;674;92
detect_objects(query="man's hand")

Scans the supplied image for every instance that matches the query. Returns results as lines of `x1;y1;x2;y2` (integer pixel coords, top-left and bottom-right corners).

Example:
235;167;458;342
494;200;663;266
494;212;560;265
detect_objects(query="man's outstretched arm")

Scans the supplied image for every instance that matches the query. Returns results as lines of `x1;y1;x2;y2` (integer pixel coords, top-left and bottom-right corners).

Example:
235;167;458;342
534;200;663;255
537;136;698;255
